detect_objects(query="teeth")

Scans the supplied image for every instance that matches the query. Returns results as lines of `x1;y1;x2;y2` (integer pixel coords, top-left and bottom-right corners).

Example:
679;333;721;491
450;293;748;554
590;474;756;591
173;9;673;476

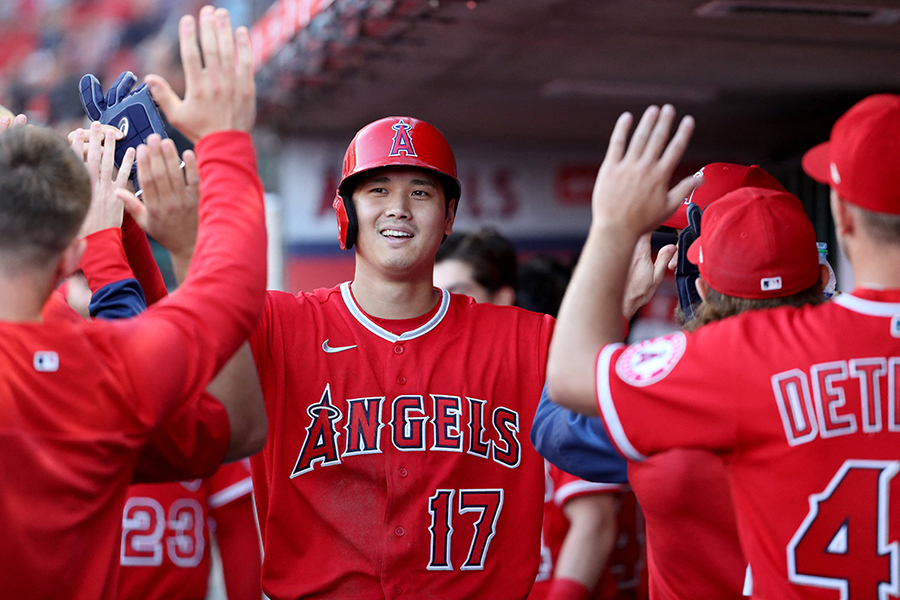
382;230;413;238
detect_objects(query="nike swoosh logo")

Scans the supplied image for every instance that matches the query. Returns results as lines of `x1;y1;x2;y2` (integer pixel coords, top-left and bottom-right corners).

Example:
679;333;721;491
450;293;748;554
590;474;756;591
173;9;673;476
322;339;358;354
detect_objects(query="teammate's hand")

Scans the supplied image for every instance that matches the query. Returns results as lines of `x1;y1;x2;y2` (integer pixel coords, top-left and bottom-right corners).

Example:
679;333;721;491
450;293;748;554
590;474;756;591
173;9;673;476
622;233;677;320
76;121;135;238
0;113;28;134
591;104;699;236
117;135;200;282
68;124;125;162
144;6;255;143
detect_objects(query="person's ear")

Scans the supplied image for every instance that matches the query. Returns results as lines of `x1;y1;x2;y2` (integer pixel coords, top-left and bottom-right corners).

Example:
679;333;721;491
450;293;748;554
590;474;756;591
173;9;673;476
444;198;457;236
490;285;517;307
57;238;86;281
694;276;710;302
830;189;854;238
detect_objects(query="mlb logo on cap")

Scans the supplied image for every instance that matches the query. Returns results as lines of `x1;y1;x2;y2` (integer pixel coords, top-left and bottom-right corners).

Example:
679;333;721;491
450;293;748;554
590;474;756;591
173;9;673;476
761;277;783;292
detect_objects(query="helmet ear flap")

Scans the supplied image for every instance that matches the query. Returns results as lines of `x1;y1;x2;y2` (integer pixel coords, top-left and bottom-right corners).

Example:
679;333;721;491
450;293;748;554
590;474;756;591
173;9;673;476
333;192;358;250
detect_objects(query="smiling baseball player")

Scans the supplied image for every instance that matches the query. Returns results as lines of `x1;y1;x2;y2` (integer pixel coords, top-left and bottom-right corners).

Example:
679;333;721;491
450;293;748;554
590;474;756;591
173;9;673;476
244;116;557;599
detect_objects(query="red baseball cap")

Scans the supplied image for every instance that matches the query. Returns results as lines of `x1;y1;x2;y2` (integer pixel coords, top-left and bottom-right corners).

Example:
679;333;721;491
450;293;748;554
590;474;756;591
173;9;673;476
662;163;787;229
802;94;900;215
686;187;819;299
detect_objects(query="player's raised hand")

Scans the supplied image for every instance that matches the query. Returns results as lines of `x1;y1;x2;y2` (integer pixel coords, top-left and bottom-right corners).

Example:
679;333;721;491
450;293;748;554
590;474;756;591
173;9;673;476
68;124;124;162
144;6;255;143
592;104;699;236
118;135;200;282
622;233;677;320
77;121;135;238
0;112;28;135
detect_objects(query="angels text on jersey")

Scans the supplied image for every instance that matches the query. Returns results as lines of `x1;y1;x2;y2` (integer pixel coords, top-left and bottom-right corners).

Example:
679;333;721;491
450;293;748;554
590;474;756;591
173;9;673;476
291;384;522;477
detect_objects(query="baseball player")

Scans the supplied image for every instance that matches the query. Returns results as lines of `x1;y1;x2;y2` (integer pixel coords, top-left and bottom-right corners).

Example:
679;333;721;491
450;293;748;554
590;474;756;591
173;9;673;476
68;137;262;600
237;115;557;599
0;5;265;597
534;162;804;599
547;99;900;598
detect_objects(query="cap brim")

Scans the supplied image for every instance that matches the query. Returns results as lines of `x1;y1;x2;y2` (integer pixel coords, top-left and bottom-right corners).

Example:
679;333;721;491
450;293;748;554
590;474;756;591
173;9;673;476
686;236;702;265
662;205;688;229
802;141;831;184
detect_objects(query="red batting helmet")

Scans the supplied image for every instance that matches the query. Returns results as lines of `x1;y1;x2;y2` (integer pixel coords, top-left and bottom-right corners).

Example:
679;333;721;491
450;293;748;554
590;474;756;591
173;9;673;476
333;116;461;250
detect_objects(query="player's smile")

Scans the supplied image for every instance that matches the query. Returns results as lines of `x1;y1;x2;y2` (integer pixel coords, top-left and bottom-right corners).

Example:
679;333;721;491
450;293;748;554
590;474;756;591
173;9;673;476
378;224;416;242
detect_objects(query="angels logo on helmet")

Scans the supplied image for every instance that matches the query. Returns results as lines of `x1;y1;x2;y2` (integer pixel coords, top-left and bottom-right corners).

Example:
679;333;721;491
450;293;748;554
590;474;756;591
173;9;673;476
390;119;417;157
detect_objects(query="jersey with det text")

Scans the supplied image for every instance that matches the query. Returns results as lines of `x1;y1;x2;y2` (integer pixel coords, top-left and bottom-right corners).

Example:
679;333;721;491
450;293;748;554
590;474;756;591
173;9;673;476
596;289;900;600
530;462;623;600
249;284;554;600
0;131;266;600
117;460;254;600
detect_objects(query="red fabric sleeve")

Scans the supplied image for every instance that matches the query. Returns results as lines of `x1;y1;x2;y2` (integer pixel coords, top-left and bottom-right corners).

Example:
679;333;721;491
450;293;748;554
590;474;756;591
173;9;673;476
131;391;231;483
211;494;262;600
79;228;135;292
116;130;267;426
121;212;169;305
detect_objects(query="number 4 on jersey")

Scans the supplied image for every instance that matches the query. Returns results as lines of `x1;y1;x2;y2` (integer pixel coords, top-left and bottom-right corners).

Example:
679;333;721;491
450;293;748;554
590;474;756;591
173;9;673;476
788;460;900;599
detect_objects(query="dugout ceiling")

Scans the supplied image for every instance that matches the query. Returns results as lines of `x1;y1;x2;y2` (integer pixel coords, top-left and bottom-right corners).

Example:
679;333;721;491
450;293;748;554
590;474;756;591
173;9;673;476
252;0;900;161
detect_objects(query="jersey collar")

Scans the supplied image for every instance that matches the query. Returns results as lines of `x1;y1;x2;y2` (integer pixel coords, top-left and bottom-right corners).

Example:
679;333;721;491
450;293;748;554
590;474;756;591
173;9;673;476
834;289;900;316
340;281;450;343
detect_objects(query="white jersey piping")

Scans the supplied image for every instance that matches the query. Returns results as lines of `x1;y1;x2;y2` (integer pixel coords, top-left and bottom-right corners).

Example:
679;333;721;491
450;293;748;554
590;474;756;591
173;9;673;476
596;343;647;462
833;293;900;317
340;282;451;343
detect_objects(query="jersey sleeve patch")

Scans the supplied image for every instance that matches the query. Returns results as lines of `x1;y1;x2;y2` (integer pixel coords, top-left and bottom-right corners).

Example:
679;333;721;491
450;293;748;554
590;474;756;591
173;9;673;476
615;331;687;387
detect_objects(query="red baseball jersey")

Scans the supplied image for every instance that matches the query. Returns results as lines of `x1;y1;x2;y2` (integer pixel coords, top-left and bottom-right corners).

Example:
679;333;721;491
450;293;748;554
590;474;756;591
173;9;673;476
249;284;554;599
595;289;900;599
529;462;622;600
628;450;746;599
0;131;266;599
117;460;254;600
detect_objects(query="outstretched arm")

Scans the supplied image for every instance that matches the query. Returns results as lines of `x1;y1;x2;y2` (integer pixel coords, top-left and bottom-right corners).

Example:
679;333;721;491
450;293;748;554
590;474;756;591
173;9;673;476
547;105;698;415
113;6;267;433
121;114;265;462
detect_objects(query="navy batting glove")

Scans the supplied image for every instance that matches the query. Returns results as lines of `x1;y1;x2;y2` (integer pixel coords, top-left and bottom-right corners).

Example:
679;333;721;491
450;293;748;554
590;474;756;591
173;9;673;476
79;71;168;186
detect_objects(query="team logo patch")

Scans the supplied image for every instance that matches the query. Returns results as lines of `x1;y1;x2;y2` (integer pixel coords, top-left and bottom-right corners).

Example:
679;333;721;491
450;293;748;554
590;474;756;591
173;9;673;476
389;119;417;157
891;315;900;338
615;332;686;387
